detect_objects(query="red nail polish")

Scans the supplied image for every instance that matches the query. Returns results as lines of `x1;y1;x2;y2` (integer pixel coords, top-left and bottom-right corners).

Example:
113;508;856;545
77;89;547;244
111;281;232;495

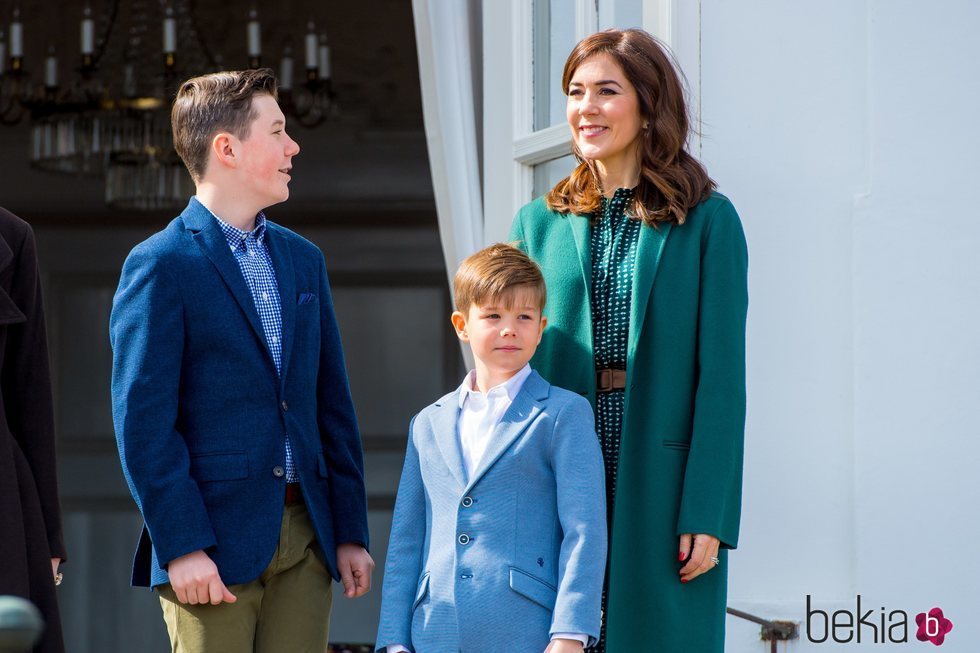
681;578;689;584
678;552;685;561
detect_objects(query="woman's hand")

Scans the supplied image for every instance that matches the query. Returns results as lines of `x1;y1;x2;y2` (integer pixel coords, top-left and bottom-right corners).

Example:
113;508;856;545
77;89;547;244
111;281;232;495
51;558;61;584
678;533;720;583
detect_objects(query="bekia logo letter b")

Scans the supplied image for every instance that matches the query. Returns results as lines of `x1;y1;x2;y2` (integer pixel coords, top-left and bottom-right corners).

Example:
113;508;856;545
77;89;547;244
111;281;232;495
915;608;953;646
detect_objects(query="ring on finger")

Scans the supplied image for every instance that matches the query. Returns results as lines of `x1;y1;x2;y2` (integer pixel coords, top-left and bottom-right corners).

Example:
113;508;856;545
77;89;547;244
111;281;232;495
710;556;720;566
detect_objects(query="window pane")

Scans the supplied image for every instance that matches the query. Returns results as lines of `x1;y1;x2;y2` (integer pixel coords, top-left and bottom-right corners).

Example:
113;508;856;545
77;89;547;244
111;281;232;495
532;0;581;131
598;0;644;31
533;154;578;198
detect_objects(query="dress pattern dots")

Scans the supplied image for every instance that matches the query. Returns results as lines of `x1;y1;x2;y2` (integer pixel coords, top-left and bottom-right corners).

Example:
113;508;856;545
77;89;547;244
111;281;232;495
588;187;642;653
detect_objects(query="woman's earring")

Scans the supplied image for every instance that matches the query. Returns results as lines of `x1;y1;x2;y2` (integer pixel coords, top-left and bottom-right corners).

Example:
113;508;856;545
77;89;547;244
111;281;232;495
642;121;650;130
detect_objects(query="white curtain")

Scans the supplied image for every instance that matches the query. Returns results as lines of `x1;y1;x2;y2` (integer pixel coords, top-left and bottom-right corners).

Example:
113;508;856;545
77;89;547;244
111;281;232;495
412;0;484;301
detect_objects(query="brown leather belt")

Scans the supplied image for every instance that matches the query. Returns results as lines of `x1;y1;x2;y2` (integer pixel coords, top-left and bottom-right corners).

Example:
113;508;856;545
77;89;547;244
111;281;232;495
285;482;303;505
596;368;627;393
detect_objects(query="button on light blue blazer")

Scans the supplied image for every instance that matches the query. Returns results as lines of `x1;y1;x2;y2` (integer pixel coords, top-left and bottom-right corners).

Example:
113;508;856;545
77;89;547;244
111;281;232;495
376;370;606;653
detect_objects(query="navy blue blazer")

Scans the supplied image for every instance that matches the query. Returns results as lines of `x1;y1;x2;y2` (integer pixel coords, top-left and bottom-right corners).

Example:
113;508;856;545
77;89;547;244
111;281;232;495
110;198;368;587
376;371;607;652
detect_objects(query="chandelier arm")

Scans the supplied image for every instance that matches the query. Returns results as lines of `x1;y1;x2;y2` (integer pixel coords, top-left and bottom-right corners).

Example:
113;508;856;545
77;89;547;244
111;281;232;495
91;0;122;69
0;102;27;126
296;106;325;129
186;0;220;70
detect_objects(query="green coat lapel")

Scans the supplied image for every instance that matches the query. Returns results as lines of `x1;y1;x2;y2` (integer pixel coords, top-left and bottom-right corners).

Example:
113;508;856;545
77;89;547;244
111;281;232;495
564;212;594;379
565;212;592;295
626;222;672;386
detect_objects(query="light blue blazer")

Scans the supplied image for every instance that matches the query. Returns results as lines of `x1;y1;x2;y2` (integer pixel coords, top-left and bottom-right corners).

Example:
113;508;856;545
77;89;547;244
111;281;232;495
376;370;607;653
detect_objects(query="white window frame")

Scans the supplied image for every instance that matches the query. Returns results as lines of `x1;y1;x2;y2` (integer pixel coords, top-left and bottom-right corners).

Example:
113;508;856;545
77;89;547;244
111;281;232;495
483;0;698;242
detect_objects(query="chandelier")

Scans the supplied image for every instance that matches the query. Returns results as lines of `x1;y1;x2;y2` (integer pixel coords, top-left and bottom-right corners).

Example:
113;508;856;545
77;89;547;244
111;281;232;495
0;1;336;210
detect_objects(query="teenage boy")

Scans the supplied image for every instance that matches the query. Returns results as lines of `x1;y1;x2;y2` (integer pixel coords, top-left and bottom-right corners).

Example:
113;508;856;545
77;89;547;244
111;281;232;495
110;69;373;653
376;244;606;653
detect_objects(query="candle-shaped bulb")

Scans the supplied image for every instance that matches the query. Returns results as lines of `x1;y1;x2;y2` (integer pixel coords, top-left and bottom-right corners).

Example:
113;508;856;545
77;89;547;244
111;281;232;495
318;34;330;80
279;42;294;91
304;21;317;71
81;5;94;55
163;6;177;54
123;62;135;96
10;7;23;58
45;44;58;88
247;9;261;59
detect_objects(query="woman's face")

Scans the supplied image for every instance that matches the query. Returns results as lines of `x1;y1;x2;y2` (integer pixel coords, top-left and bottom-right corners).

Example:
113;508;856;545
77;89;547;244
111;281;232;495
566;53;644;172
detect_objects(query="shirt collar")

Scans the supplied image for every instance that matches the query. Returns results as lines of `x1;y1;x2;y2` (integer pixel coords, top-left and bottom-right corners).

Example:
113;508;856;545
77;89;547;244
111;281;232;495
456;364;533;408
195;196;267;250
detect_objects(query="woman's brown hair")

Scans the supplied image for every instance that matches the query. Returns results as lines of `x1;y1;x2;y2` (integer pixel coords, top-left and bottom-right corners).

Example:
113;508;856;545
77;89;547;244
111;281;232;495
546;29;715;226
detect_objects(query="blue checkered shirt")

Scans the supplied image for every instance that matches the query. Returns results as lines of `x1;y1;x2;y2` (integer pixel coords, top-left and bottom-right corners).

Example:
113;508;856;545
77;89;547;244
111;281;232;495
208;206;297;483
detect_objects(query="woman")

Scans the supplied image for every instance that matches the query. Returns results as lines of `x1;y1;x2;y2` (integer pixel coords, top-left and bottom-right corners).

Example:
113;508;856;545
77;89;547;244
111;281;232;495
510;29;747;653
0;207;67;653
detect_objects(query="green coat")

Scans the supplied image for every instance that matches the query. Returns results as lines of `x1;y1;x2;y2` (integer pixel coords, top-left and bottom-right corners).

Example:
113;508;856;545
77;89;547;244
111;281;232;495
510;192;747;652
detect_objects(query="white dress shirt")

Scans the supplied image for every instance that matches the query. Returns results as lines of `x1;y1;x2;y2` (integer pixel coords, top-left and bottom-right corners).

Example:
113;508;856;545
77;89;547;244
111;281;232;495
387;365;587;652
456;364;533;482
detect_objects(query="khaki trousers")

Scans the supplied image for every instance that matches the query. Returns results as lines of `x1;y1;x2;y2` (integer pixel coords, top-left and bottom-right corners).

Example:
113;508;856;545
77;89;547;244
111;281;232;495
158;502;333;653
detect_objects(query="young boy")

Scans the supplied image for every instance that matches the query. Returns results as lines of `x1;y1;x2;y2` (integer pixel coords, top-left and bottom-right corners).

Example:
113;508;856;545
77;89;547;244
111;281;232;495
110;69;373;653
376;244;606;653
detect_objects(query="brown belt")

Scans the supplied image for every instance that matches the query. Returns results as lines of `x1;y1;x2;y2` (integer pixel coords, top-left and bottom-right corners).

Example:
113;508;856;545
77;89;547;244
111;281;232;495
285;482;303;505
596;368;627;393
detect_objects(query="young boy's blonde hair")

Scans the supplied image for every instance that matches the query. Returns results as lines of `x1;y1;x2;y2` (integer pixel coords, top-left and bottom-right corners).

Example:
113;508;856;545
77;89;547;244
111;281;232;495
453;243;546;312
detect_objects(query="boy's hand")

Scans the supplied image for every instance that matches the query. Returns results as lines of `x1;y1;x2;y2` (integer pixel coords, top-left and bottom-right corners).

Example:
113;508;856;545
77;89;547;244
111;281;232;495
168;550;237;605
337;543;374;598
545;639;585;653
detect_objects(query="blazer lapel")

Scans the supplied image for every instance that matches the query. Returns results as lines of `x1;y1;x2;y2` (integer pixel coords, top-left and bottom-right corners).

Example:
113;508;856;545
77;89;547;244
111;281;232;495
627;222;672;375
265;225;296;385
0;232;26;325
428;394;467;490
182;199;270;360
464;371;547;492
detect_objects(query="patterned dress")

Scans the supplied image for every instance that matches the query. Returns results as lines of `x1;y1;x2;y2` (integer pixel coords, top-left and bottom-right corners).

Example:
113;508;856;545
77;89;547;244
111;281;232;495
588;187;642;653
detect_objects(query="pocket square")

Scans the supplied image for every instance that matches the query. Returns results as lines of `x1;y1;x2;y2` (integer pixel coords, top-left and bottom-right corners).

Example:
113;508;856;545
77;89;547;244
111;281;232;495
298;292;316;305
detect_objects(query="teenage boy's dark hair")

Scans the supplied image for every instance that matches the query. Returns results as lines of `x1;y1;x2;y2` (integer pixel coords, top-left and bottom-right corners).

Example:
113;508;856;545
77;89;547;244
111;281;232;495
171;68;279;182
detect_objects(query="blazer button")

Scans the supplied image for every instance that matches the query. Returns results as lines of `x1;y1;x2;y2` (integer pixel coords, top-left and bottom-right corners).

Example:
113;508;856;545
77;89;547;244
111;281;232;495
461;496;473;508
273;466;285;478
280;400;289;411
457;533;470;545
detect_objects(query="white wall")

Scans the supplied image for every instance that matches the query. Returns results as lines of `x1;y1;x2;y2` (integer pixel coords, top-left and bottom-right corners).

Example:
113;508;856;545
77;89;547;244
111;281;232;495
700;1;980;650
